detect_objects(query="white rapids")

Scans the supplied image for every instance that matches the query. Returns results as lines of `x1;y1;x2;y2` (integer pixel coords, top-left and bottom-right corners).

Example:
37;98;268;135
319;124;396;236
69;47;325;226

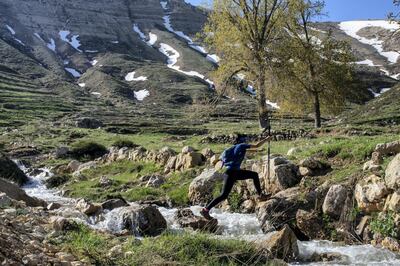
17;163;400;265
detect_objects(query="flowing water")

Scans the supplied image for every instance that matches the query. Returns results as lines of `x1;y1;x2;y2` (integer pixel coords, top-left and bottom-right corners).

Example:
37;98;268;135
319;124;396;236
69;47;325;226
17;163;400;265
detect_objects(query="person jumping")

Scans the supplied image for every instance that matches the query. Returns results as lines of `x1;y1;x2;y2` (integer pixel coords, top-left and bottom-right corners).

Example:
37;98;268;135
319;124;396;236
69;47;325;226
200;135;272;220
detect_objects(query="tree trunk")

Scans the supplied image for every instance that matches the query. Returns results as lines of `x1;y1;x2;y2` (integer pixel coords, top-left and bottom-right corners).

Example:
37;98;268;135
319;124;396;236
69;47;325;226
257;77;270;129
314;92;321;128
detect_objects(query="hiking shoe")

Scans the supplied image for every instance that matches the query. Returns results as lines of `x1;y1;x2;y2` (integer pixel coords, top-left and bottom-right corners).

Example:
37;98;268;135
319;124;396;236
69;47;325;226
200;208;214;220
256;193;272;202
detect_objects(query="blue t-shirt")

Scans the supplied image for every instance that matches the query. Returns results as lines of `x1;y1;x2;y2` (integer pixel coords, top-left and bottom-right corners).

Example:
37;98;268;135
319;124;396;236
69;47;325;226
225;143;251;170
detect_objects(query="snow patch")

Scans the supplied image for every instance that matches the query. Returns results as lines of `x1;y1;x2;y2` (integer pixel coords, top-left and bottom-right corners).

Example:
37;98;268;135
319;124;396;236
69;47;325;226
91;59;98;66
391;73;400;80
13;38;25;46
34;33;44;42
47;39;56;52
133;24;158;46
339;20;400;64
65;67;82;78
369;87;392;97
158;43;214;87
85;50;98;53
133;24;146;40
148;33;158;46
59;30;82;52
134;89;150;101
206;54;220;64
125;71;148;82
111;40;119;44
5;24;15;35
160;1;168;10
78;83;86;87
355;59;377;67
91;92;101;96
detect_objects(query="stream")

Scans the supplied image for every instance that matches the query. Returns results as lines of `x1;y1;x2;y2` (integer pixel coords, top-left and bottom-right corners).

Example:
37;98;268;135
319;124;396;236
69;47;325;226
18;162;400;265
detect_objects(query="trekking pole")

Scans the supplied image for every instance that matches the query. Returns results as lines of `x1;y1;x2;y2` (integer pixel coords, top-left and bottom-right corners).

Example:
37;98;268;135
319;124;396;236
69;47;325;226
267;112;271;182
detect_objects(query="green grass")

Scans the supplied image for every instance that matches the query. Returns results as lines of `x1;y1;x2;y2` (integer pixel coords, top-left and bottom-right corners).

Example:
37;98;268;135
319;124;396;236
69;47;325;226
58;225;273;266
65;160;200;206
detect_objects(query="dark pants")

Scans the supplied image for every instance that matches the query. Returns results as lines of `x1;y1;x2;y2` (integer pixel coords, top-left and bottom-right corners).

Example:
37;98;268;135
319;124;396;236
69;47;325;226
205;169;262;210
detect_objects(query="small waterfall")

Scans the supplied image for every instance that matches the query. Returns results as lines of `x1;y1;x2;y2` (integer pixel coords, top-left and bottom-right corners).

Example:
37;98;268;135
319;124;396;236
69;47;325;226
15;160;75;205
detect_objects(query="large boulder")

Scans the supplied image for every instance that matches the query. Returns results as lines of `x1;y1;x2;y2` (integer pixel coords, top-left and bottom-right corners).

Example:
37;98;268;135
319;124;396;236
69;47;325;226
175;152;204;171
188;169;226;205
355;175;389;213
75;117;103;129
0;178;46;207
256;187;316;232
0;153;28;186
322;185;347;219
175;208;219;233
259;224;299;262
120;204;167;236
258;156;301;194
385;153;400;190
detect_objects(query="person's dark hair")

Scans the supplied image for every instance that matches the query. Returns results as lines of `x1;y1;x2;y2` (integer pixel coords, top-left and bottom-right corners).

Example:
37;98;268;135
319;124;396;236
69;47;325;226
234;134;248;144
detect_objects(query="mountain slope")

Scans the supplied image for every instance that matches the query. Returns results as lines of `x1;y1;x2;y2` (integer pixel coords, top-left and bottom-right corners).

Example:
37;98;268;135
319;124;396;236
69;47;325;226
0;0;399;131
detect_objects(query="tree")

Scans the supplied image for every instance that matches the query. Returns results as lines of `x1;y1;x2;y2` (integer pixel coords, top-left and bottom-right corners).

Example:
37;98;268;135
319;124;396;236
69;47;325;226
271;0;354;128
203;0;289;129
389;0;400;22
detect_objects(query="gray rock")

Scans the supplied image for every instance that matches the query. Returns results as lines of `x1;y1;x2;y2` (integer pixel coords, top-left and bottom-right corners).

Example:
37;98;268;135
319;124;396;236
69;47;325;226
175;208;219;233
322;185;347;219
0;153;28;186
385;153;400;190
0;178;46;207
181;146;195;154
375;141;400;156
101;198;128;210
76;199;102;216
355;175;389;213
256;187;316;232
264;156;301;194
121;204;167;236
258;224;299;262
188;169;226;205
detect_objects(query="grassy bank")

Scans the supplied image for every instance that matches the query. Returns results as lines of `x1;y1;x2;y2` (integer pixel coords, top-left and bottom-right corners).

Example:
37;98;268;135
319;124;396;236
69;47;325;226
56;225;280;266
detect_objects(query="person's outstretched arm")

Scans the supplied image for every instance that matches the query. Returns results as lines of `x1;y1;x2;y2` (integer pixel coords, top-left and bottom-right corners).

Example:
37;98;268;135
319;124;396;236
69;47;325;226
247;136;272;152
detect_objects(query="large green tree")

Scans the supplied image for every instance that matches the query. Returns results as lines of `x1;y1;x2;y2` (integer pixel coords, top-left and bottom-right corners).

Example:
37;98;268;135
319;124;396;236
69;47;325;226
203;0;289;129
271;0;354;128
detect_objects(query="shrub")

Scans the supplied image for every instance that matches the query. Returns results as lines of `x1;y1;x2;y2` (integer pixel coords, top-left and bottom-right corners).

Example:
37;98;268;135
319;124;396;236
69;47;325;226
370;212;398;238
71;141;107;160
112;139;138;149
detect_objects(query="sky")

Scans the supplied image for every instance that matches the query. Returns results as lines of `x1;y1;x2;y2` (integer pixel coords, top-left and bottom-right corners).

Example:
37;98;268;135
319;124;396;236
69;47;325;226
186;0;396;22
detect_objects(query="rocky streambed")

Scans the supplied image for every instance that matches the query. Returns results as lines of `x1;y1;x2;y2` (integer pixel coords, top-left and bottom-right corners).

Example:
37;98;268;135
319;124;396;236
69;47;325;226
15;161;400;265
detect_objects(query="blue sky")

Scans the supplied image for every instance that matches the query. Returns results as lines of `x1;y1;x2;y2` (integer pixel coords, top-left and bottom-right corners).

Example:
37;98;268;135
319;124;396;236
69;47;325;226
186;0;396;22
